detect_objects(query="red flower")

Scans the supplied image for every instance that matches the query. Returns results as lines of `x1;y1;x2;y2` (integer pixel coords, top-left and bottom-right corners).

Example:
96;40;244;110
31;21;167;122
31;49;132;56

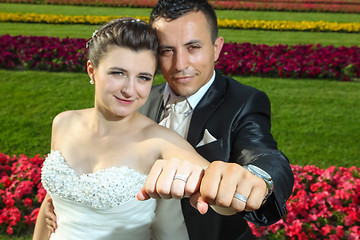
3;191;15;207
321;224;332;236
336;225;345;238
24;198;32;208
0;175;12;187
13;180;34;199
24;208;39;226
36;183;47;203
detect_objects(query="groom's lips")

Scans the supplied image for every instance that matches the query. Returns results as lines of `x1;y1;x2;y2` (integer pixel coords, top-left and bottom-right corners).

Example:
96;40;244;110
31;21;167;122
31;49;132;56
172;75;193;83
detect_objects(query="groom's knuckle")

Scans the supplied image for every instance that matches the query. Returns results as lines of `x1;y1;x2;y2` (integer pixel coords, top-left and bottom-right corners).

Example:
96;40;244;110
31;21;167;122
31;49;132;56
216;197;231;207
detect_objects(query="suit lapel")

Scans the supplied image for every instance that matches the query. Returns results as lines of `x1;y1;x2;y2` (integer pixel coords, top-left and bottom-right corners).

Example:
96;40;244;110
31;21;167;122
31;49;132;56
141;84;165;123
187;72;227;146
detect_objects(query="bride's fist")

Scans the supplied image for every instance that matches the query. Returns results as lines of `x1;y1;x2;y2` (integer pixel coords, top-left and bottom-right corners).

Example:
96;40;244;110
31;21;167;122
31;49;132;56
137;158;205;200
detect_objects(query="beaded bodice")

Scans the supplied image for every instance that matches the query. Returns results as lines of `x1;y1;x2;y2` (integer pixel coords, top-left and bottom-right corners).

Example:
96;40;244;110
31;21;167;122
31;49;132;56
41;150;147;209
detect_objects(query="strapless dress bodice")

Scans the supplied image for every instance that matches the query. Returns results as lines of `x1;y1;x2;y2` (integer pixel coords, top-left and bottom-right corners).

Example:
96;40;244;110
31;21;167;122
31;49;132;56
41;150;156;240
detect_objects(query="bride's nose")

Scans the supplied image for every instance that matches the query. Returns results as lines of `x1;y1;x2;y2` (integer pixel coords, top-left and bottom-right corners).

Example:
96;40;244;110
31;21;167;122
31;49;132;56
121;78;136;96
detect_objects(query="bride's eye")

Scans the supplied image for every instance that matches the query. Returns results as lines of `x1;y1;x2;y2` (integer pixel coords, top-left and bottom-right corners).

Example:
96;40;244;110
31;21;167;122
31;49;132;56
139;75;152;81
111;71;124;76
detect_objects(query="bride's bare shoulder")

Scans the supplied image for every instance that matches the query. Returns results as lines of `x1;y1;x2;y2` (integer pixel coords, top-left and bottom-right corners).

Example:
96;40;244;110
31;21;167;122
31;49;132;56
52;108;93;129
142;117;181;141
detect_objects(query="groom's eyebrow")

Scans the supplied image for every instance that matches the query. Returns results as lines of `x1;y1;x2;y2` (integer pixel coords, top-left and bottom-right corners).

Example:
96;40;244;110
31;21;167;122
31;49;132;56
159;40;203;49
184;40;203;46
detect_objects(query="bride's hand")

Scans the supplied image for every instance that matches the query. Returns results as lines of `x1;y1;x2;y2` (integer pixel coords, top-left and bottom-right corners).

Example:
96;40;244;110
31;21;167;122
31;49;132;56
136;158;209;214
44;197;57;235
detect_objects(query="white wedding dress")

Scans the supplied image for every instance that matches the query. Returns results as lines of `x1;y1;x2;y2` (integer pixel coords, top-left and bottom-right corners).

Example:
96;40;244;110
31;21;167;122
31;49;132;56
41;150;157;240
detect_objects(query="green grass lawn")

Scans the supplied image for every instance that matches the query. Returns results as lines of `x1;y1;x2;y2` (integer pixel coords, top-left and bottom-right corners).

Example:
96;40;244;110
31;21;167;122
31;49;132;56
2;3;360;22
1;69;359;169
1;23;358;47
0;235;31;240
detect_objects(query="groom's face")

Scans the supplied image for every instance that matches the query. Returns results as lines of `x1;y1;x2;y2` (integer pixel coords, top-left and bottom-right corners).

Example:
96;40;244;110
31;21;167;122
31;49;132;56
152;11;222;97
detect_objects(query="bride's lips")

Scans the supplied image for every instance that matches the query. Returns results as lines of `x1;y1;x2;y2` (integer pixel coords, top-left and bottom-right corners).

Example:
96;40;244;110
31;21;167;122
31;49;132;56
114;96;134;104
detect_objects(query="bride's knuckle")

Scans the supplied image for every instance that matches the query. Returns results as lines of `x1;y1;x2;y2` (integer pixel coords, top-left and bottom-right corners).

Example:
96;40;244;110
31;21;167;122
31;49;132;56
157;186;170;196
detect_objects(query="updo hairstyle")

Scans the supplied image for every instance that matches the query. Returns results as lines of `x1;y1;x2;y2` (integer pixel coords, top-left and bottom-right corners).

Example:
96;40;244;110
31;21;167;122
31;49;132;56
86;17;159;68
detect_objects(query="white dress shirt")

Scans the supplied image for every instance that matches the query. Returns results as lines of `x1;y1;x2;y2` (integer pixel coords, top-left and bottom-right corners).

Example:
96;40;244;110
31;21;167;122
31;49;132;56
151;71;216;240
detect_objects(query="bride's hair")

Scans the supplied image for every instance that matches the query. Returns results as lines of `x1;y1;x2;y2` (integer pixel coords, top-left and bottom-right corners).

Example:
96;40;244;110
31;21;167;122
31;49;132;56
86;17;159;68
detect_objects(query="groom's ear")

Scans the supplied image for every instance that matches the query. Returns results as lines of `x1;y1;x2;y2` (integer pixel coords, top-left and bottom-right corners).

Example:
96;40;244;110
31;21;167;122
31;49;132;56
213;36;224;63
87;60;95;79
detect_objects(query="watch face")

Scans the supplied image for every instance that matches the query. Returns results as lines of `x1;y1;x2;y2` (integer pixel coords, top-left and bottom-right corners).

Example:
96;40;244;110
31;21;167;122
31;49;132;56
248;165;272;181
247;165;274;202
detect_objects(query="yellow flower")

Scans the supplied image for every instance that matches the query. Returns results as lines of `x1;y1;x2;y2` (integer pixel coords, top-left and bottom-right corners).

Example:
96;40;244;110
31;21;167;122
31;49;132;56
0;12;358;32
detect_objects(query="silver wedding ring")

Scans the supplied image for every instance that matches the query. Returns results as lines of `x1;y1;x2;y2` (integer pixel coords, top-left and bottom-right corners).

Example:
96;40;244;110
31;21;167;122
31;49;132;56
173;174;188;183
234;192;248;203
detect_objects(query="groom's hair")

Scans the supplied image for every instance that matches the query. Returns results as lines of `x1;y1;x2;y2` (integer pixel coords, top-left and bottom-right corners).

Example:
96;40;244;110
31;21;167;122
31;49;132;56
149;0;218;43
87;17;159;68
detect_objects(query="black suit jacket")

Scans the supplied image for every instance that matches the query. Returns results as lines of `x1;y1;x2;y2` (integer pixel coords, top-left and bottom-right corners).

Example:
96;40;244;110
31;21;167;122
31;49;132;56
139;70;294;240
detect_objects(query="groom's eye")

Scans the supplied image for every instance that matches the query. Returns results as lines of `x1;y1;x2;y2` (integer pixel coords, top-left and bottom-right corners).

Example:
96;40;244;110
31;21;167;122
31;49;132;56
160;48;174;56
189;45;200;52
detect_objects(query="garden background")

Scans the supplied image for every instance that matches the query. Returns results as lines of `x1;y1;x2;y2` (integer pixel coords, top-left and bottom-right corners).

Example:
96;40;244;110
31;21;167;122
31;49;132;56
0;0;359;239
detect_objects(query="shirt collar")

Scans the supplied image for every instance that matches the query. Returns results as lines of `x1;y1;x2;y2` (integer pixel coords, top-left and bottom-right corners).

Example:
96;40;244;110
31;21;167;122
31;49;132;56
163;70;216;109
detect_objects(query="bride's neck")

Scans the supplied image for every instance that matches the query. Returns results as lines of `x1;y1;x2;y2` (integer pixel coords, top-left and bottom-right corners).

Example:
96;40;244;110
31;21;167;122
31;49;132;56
90;108;137;137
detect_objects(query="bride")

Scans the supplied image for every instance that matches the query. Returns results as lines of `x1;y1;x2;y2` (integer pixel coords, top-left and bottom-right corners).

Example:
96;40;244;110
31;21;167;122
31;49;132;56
33;17;209;240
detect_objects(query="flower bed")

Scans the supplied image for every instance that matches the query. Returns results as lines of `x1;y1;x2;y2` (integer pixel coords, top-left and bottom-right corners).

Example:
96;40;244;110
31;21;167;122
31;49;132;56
217;42;360;81
1;12;359;33
0;35;87;72
1;0;359;13
2;35;358;81
0;153;45;235
0;12;150;26
1;152;359;238
248;165;360;240
209;0;360;13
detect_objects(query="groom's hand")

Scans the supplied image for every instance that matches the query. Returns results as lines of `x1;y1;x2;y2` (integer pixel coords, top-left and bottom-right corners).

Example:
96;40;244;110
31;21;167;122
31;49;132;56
190;161;268;215
136;158;209;214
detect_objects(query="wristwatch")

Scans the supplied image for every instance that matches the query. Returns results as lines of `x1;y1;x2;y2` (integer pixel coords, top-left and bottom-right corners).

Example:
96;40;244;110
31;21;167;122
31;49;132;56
244;164;274;205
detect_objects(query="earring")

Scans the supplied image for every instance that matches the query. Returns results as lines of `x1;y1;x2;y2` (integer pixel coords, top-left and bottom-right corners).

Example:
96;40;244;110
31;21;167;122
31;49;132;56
90;78;95;84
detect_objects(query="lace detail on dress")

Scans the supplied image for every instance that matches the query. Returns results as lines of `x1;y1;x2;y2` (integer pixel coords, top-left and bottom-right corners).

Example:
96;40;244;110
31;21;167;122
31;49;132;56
42;150;147;209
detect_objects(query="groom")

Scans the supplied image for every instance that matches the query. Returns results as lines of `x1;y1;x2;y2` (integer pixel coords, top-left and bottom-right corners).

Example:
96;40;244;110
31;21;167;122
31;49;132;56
45;0;294;239
137;0;294;239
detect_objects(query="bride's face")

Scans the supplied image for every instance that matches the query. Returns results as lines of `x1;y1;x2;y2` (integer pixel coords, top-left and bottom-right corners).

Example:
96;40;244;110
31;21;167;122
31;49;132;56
89;45;156;119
